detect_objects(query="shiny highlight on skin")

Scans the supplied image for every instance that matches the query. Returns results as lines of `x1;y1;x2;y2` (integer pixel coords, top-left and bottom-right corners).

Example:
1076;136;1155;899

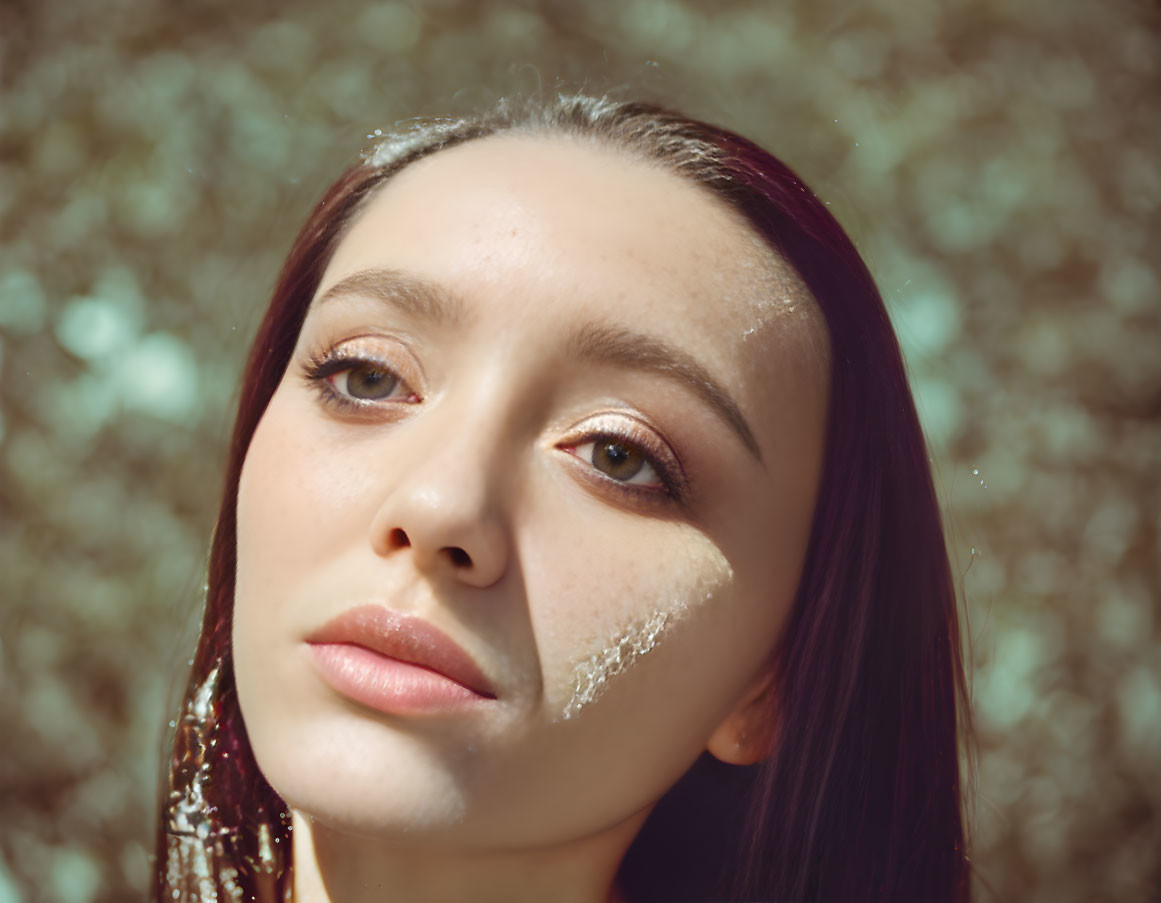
558;549;735;722
732;255;818;345
560;609;673;721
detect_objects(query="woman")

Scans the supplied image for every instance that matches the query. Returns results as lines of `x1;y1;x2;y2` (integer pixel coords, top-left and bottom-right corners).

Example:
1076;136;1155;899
155;94;971;903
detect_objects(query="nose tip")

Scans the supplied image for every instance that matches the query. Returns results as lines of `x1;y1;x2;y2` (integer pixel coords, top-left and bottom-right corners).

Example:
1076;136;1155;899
387;527;477;572
373;515;508;589
366;409;513;589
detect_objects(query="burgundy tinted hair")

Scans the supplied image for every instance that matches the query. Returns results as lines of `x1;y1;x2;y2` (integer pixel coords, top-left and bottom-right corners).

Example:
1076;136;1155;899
154;95;971;902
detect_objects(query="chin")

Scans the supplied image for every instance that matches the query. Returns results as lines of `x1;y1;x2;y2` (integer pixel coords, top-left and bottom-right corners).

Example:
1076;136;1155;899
246;705;492;837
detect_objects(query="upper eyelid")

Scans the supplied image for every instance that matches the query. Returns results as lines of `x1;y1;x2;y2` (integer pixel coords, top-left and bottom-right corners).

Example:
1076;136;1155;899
559;413;679;460
308;353;408;385
304;336;422;384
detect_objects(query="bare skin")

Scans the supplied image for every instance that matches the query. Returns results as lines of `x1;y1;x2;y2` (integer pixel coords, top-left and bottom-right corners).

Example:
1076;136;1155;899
233;135;829;903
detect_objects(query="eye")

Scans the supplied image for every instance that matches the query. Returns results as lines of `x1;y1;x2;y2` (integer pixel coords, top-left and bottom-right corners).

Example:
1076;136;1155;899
328;362;407;401
301;342;421;413
558;412;688;502
573;439;660;486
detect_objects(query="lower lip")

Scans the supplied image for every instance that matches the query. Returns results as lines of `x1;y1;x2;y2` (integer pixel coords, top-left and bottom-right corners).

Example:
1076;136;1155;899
307;643;494;716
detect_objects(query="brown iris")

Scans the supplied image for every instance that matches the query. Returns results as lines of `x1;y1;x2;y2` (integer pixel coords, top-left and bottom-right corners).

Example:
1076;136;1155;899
346;365;399;400
592;441;645;481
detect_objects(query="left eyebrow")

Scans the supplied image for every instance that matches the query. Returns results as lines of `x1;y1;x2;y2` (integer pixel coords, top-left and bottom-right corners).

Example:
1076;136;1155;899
314;268;468;325
565;320;764;464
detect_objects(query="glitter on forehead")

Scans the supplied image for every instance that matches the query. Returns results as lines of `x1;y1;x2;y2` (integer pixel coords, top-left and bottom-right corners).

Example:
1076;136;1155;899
362;118;467;168
727;239;819;344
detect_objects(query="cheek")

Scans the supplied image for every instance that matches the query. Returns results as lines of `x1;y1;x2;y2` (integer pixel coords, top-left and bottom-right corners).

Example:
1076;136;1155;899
521;518;742;727
235;390;369;605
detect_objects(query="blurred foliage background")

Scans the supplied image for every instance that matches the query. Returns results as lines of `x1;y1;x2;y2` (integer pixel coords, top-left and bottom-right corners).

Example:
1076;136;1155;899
0;0;1158;900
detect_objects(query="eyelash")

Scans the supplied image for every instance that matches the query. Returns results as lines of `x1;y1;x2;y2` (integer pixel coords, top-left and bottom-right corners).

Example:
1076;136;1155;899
301;346;689;505
302;348;419;414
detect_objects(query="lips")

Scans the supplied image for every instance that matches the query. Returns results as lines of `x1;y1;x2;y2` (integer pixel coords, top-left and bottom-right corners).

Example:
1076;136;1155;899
305;605;495;698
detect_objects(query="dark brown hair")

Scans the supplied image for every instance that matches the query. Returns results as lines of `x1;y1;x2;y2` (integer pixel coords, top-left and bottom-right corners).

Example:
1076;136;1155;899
155;94;972;902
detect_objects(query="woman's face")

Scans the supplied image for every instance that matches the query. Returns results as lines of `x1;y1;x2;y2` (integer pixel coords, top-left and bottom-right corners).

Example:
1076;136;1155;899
233;135;829;848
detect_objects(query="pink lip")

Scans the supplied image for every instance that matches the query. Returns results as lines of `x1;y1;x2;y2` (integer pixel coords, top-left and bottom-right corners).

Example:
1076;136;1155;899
306;606;496;715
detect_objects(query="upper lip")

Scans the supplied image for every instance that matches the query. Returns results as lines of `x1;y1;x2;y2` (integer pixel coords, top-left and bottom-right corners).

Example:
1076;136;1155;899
307;605;496;698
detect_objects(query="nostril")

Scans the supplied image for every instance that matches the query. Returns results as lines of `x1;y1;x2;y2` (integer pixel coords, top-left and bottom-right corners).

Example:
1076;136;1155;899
445;547;472;568
388;528;411;550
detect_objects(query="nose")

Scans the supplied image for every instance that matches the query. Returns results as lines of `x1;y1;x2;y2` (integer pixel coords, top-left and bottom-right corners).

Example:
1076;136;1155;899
367;426;512;589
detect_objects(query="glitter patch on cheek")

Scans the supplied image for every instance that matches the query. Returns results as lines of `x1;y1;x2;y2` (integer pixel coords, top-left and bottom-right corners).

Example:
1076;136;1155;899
559;609;674;721
553;541;733;723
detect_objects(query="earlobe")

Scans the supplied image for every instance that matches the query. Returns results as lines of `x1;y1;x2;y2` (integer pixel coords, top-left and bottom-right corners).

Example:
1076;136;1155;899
706;668;779;766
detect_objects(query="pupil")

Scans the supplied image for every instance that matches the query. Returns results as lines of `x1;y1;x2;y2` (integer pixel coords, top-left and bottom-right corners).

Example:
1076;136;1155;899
348;367;397;399
594;441;643;480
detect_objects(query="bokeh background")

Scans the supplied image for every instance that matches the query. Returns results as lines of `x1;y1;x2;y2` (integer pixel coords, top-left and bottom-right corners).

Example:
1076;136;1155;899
1;0;1158;900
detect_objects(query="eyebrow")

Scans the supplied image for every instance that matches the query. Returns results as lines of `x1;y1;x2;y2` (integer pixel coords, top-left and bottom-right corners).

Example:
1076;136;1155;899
314;267;762;463
567;321;764;463
314;268;468;324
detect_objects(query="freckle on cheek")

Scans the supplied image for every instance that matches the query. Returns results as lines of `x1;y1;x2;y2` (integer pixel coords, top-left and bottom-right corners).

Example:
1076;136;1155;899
555;550;733;722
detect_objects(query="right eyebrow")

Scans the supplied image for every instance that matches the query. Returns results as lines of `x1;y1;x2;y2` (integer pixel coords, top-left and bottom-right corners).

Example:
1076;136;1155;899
566;320;764;463
313;268;468;325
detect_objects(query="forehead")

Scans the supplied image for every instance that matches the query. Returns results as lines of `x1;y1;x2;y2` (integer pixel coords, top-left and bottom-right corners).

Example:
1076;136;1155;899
317;136;829;453
326;136;811;341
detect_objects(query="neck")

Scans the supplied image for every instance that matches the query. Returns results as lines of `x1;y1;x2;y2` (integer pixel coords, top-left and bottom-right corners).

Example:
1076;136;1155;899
289;809;645;903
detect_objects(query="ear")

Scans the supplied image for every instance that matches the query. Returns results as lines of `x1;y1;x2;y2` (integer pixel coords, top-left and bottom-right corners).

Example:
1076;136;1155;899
705;666;779;766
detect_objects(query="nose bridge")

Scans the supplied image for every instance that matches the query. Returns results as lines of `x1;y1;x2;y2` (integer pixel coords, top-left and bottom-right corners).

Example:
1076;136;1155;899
369;369;518;587
417;361;519;499
408;406;502;520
